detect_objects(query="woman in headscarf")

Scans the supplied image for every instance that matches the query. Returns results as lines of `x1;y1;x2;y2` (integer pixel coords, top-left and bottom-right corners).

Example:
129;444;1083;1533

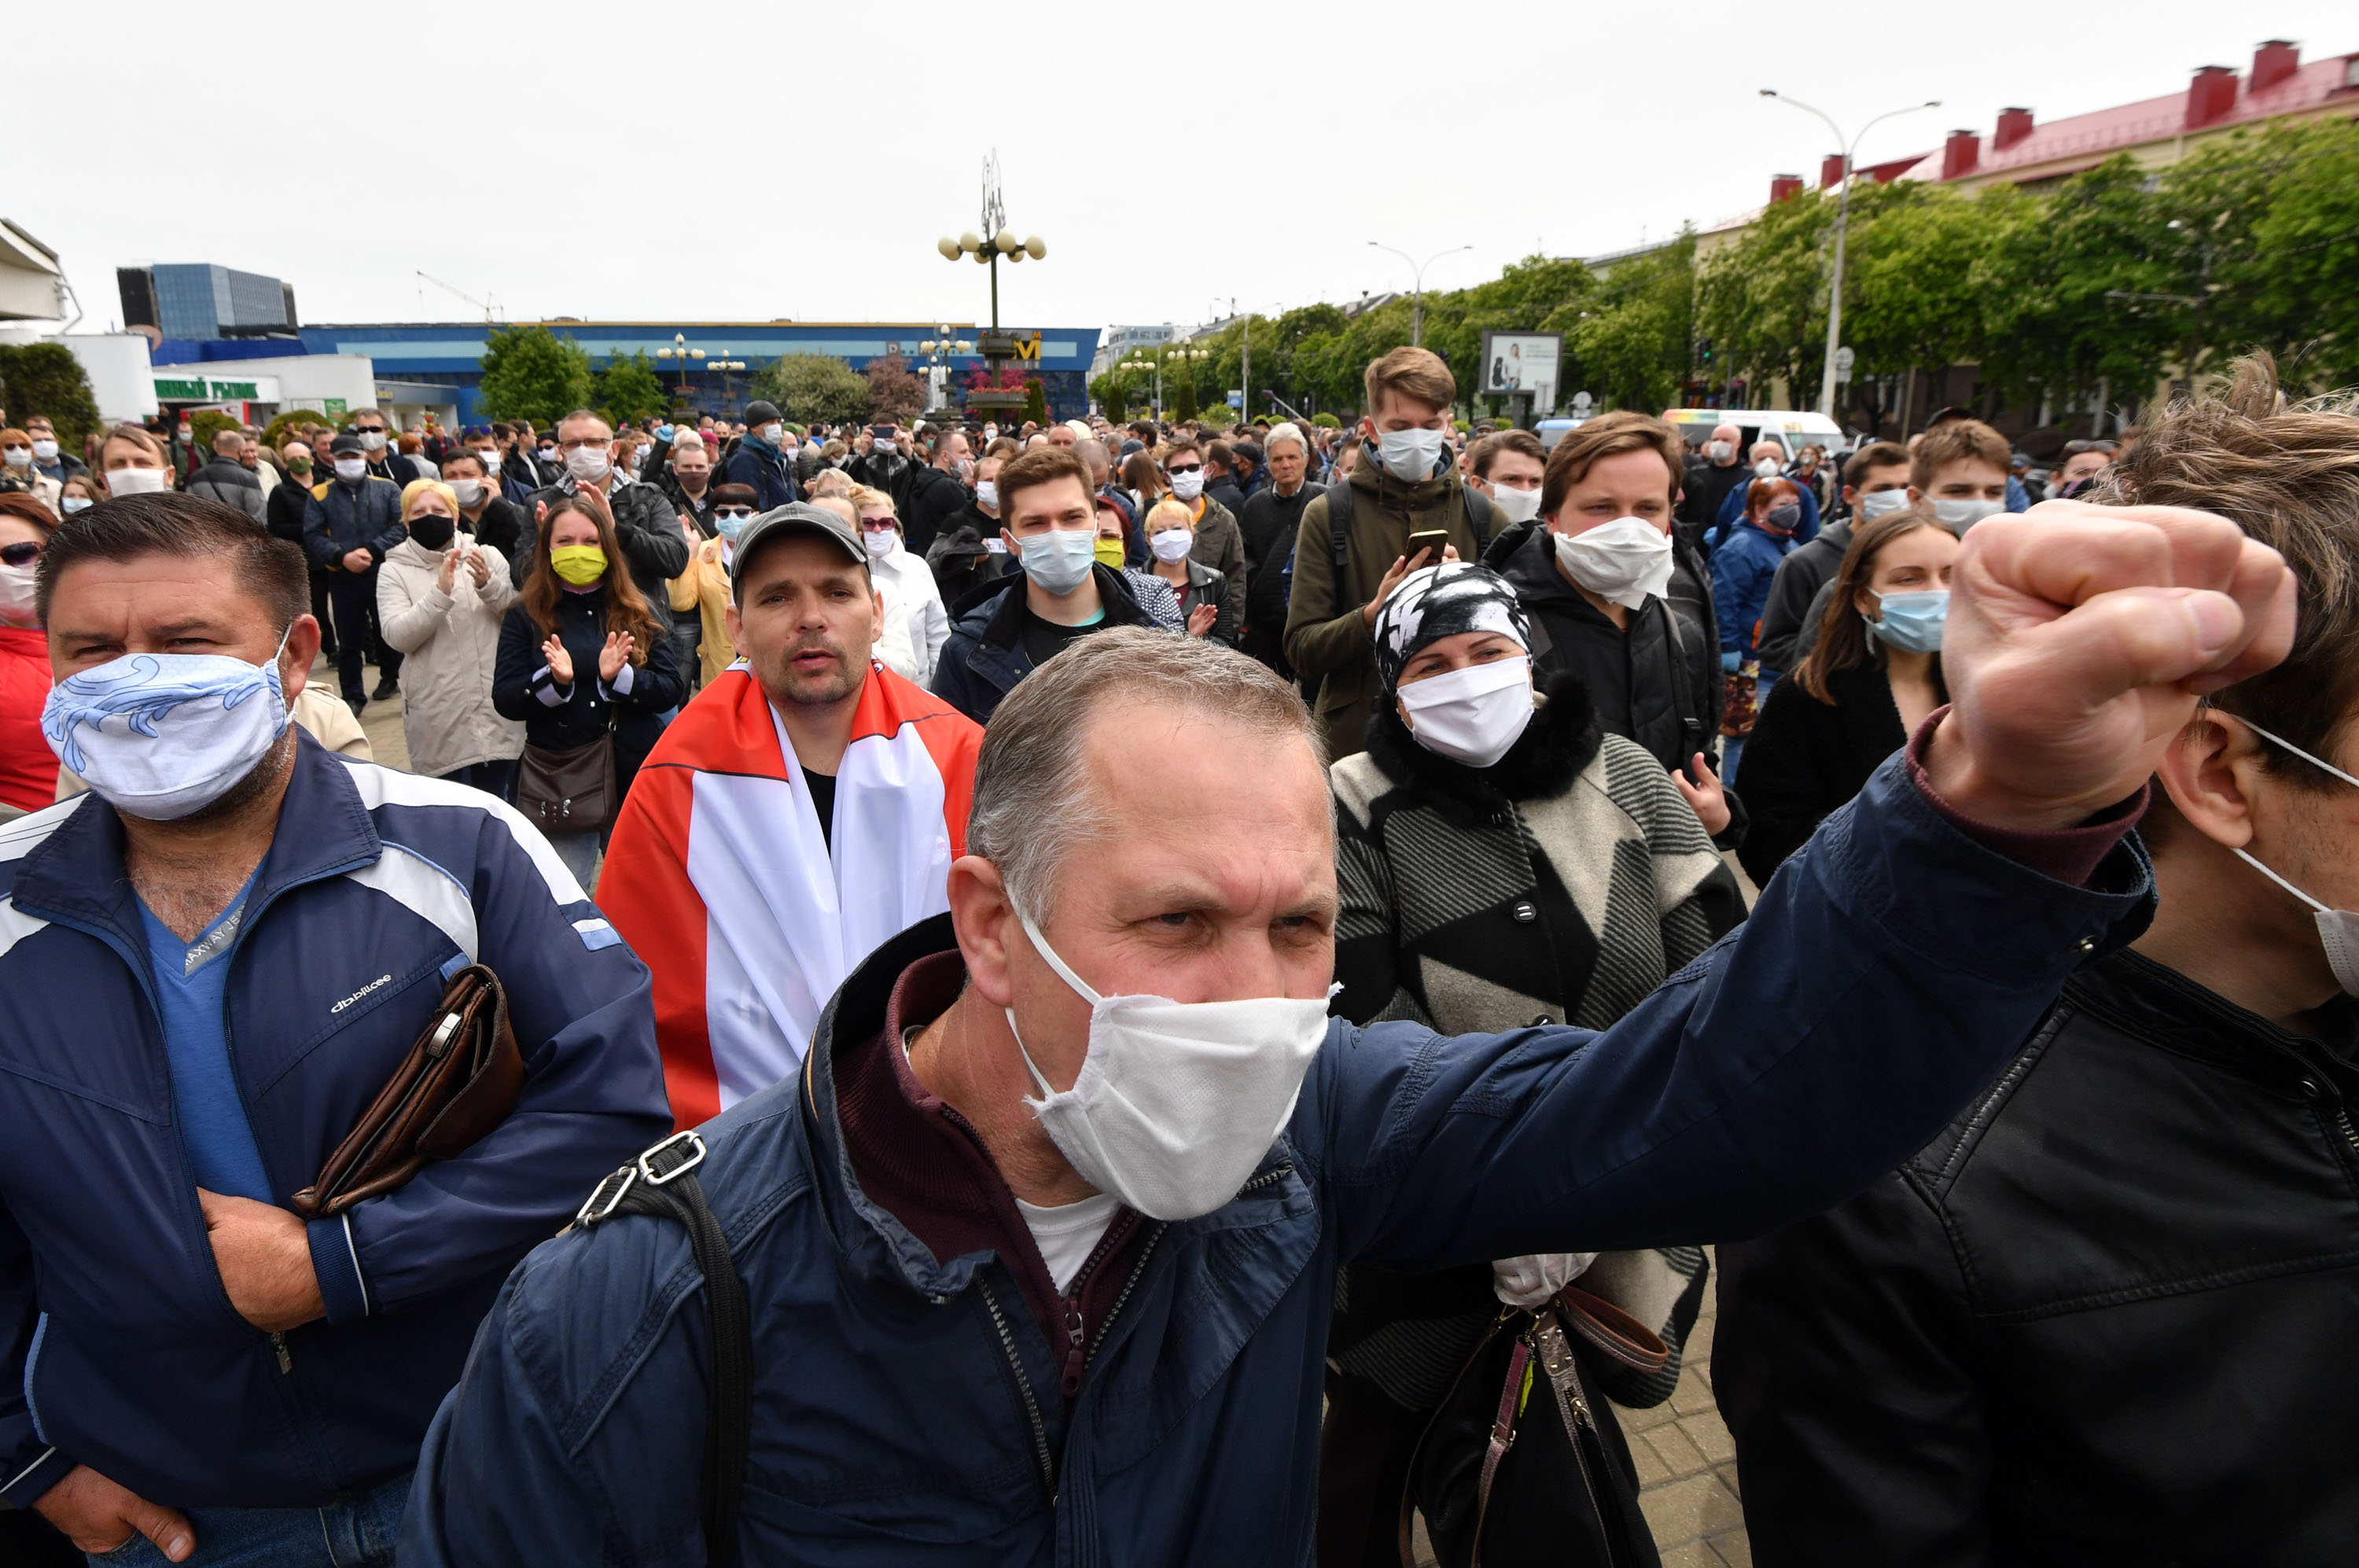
1317;561;1748;1567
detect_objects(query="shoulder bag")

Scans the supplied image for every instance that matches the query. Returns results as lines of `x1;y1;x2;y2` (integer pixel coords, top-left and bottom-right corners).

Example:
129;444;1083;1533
1402;1285;1670;1568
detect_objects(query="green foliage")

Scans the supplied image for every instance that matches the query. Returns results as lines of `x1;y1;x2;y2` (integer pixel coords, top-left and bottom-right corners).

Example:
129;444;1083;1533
756;353;870;428
187;410;244;462
596;350;669;425
1098;373;1128;423
0;341;104;448
1172;365;1198;421
1569;230;1697;414
1311;411;1341;429
258;410;327;451
1022;378;1049;425
477;326;597;426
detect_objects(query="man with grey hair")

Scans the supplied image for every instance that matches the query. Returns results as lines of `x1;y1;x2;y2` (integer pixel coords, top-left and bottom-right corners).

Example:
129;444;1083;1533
407;499;2294;1568
1238;421;1323;672
1676;418;1748;547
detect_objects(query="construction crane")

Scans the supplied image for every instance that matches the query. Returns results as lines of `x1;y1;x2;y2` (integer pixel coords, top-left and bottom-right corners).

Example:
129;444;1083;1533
416;271;502;323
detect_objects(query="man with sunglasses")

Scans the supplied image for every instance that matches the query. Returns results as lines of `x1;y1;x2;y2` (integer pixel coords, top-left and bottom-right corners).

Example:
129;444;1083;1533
343;410;421;488
1159;436;1246;639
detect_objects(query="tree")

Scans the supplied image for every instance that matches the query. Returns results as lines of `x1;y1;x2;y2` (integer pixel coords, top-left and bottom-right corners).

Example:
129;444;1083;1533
1565;230;1696;414
596;350;668;425
863;353;925;424
1022;378;1049;426
477;326;596;426
756;353;870;427
0;341;103;448
1172;362;1199;421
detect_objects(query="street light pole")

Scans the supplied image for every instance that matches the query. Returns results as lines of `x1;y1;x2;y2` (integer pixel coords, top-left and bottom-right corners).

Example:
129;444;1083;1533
1367;243;1472;348
1760;90;1940;420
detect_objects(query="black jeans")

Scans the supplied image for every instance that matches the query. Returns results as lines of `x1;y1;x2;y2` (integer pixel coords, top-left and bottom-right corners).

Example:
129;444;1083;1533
324;569;376;701
440;760;517;803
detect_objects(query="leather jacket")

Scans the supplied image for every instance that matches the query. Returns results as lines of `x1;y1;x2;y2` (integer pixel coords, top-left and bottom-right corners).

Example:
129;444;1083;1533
1717;946;2359;1566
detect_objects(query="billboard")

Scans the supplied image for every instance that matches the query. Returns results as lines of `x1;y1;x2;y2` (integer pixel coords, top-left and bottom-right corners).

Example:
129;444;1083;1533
1478;331;1561;414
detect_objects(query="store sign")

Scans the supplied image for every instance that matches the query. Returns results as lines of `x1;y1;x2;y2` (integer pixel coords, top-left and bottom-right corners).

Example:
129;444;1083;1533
154;376;263;401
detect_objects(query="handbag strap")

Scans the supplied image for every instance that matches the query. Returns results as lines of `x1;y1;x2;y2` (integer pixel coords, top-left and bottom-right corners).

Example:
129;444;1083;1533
1467;1337;1533;1568
578;1132;751;1566
1397;1310;1514;1568
1554;1283;1671;1376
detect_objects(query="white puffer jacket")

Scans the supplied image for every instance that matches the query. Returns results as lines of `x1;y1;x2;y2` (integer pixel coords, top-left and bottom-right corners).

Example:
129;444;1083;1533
377;536;525;777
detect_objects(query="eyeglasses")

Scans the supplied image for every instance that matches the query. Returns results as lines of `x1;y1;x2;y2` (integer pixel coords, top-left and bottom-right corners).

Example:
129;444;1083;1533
714;507;754;520
560;436;609;451
1165;462;1202;475
0;541;42;568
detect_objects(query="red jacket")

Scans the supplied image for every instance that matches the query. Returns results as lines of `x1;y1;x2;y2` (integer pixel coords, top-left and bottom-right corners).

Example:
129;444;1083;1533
0;626;56;812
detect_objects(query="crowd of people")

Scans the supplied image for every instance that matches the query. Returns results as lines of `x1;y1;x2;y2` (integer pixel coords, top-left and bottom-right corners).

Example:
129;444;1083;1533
0;337;2348;1568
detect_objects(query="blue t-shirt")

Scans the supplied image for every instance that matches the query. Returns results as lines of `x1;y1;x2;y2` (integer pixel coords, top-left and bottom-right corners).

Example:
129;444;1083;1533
139;869;274;1203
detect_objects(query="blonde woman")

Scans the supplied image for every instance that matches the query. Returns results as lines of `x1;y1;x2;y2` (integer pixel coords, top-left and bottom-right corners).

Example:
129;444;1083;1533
379;477;524;795
1140;497;1228;642
849;484;951;683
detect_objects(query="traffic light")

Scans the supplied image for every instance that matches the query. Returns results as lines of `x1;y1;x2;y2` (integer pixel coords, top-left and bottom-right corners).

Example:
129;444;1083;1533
1698;337;1716;365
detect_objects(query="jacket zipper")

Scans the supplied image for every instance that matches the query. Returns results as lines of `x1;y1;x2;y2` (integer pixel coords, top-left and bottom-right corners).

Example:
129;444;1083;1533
977;1276;1057;1501
2335;1104;2359;1158
1087;1224;1168;1361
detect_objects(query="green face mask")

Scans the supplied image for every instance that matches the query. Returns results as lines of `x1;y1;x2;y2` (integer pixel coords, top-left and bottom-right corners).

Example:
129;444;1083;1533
550;543;607;586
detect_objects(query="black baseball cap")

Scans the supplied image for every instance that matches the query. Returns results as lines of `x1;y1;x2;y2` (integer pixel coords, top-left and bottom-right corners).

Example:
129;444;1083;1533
730;502;866;593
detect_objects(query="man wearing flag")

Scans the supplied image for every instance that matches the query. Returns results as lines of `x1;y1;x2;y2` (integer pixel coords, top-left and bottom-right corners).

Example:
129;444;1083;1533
598;502;983;1126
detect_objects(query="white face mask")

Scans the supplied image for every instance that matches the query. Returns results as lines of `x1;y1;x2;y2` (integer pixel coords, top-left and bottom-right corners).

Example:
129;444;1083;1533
1931;497;2004;535
873;439;896;457
760;422;785;446
0;561;38;624
1168;468;1205;501
106;467;169;496
2;447;28;468
450;478;485;507
1552;517;1675;610
1377;427;1444;483
42;628;293;820
565;446;612;483
1856;488;1913;520
1149;527;1194;563
333;457;368;483
539;446;558;463
975;480;999;512
60;496;91;515
1008;908;1334;1220
1398;654;1535;768
862;526;898;560
31;439;58;461
1489;484;1543;526
357;430;388;452
1706;440;1734;462
1754;458;1781;480
2227;719;2359;997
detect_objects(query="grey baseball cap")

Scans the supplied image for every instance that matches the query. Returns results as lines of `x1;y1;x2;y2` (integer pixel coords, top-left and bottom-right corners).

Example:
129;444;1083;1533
730;502;867;591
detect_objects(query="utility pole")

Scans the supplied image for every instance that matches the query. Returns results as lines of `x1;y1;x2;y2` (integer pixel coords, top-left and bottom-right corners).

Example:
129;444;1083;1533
1759;90;1940;419
1236;298;1249;423
1367;243;1471;349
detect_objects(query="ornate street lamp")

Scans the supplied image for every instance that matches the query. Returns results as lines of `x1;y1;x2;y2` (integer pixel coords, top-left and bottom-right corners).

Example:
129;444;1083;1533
653;331;705;407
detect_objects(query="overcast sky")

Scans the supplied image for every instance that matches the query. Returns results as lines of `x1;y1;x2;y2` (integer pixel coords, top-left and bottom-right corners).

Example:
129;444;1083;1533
20;2;2353;335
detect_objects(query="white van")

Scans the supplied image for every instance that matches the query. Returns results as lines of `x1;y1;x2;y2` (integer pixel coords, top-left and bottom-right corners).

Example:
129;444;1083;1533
1661;407;1847;462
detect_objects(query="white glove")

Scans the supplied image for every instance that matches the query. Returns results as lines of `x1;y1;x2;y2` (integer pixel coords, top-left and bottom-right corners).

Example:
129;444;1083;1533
1491;1252;1598;1309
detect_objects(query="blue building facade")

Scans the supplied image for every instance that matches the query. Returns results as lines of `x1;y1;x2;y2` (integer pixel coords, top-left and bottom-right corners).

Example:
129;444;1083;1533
288;322;1102;426
148;264;293;339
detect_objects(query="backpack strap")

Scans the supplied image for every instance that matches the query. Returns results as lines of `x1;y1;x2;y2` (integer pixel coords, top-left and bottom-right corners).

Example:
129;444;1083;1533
1461;483;1493;554
1327;476;1355;570
577;1132;751;1567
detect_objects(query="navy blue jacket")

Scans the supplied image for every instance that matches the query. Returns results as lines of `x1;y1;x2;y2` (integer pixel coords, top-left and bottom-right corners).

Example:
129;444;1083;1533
1715;473;1820;543
403;755;2153;1567
1712;517;1798;664
303;476;407;569
0;737;671;1510
720;441;797;511
929;565;1157;725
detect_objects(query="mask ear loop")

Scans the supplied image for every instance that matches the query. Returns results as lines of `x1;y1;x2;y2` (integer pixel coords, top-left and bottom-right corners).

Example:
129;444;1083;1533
2212;712;2350;916
1007;907;1103;1106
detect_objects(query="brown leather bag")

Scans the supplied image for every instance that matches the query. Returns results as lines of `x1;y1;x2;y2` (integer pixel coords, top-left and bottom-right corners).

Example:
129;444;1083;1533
289;965;524;1219
515;732;618;837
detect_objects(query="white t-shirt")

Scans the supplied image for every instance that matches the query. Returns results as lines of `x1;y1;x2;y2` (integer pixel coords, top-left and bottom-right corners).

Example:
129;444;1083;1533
1014;1192;1121;1294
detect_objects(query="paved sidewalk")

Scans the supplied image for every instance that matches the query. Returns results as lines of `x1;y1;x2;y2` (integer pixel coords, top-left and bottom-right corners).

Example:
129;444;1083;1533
1621;1258;1748;1566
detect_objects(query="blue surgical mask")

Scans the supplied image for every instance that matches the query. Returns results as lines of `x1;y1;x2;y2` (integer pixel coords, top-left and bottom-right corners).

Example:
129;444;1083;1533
1015;528;1096;594
1864;589;1949;653
713;510;752;542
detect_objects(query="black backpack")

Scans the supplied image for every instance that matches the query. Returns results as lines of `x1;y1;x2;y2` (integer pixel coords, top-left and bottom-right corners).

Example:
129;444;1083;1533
1327;473;1493;572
